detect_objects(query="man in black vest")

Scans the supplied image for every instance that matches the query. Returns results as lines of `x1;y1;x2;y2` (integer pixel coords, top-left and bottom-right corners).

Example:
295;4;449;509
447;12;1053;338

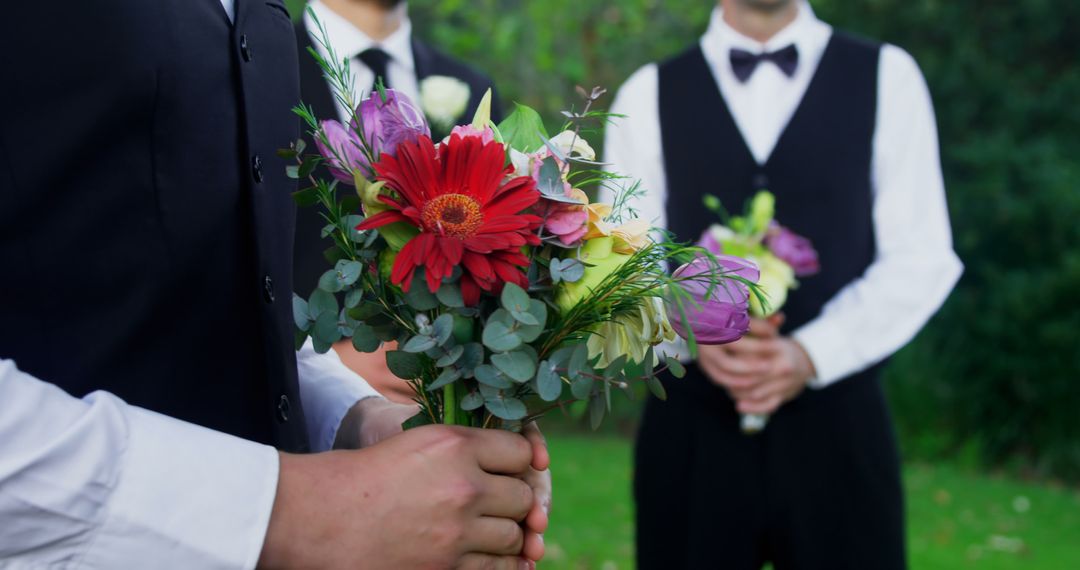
0;1;544;568
605;0;963;568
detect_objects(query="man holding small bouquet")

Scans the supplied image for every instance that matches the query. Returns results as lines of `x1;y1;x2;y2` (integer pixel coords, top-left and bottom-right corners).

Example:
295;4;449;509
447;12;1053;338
606;0;963;568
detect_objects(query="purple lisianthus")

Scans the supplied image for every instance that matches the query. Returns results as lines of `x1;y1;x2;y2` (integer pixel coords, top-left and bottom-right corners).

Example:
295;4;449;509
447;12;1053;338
763;222;820;277
314;119;365;185
351;88;430;176
669;255;759;345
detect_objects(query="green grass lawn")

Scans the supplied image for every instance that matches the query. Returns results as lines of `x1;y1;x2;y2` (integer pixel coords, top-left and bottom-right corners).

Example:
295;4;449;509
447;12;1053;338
540;433;1080;570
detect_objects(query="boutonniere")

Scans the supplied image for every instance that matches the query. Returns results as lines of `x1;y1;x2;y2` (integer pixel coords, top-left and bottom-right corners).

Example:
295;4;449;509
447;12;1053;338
419;75;471;136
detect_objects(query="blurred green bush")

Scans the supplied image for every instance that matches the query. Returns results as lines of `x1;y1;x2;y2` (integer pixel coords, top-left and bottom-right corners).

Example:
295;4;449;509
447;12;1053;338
287;0;1080;481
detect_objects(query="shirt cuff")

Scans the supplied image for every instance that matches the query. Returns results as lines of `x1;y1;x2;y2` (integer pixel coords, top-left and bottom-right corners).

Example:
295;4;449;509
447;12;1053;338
83;400;279;570
296;340;383;452
792;317;863;389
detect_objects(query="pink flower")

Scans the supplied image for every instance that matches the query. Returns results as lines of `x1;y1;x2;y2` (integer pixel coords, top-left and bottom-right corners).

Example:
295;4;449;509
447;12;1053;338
449;124;496;144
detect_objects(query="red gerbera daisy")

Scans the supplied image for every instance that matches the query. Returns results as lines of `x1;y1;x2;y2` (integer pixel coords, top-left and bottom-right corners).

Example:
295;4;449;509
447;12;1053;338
356;134;542;305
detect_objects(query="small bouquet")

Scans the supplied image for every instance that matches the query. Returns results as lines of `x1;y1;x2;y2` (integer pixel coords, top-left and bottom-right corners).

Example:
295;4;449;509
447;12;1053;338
697;191;820;433
284;16;756;431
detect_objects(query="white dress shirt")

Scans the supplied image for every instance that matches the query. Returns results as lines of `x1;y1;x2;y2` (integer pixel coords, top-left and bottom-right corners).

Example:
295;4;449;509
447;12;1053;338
604;1;963;387
305;0;419;123
0;1;382;566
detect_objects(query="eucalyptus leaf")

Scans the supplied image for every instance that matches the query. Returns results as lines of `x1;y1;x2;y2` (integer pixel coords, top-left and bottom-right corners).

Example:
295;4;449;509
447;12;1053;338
461;391;485;411
403;335;437;353
385;350;422;379
308;289;338;319
604;354;629;380
335;260;363;286
666;356;687;379
344;288;363;309
312;336;333;354
535;360;562;402
292;294;312;332
352;323;381;353
313;311;343;344
436;344;465;367
515;300;547;343
482;321;521;352
568;342;590;380
474;365;513;389
347;301;382;321
435;282;465;308
431;314;455;346
401;411;433;431
500;282;530;313
588;392;607;430
570;375;593;400
510;310;539;326
404;274;439;311
485;395;528;421
426;367;462;391
457;343;485;375
492;350;537;383
318;268;344;292
646;374;668;401
558;259;585;283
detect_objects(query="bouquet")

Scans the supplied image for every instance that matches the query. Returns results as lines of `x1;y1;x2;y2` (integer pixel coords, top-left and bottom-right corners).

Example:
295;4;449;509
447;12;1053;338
284;16;757;431
695;190;820;433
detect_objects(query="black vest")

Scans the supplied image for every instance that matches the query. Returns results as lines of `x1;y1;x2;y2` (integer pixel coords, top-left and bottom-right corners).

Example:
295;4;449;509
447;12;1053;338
0;0;309;451
661;32;881;337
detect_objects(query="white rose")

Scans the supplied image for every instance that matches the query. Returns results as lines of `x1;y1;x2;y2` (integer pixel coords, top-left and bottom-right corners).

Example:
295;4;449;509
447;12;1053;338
419;76;471;129
549;130;596;161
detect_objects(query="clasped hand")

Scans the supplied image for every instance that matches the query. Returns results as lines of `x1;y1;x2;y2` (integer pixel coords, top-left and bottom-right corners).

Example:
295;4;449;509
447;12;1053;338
697;314;816;416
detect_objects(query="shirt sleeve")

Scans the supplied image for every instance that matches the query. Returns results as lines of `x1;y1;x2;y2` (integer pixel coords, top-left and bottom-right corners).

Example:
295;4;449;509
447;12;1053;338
0;359;278;569
792;45;964;387
295;340;383;452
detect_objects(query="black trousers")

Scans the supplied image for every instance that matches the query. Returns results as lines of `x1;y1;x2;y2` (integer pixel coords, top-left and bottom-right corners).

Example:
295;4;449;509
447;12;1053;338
634;363;905;570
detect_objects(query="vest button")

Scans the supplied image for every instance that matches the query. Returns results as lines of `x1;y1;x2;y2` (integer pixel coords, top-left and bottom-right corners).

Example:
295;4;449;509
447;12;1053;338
240;35;253;62
263;274;275;303
277;394;291;423
252;154;264;183
752;173;769;190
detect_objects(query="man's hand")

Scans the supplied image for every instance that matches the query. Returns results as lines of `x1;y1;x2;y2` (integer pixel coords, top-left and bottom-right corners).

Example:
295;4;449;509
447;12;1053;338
698;315;816;416
259;425;536;570
335;400;553;566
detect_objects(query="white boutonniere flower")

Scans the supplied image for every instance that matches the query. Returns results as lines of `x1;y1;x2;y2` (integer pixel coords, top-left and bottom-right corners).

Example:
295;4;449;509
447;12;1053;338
419;76;471;131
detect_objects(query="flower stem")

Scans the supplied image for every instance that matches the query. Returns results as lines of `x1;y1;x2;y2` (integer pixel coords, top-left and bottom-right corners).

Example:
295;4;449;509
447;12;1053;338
443;382;459;426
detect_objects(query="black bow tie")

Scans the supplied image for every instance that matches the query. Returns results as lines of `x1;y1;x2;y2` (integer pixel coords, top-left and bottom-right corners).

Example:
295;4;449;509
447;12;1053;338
358;47;392;93
729;44;799;83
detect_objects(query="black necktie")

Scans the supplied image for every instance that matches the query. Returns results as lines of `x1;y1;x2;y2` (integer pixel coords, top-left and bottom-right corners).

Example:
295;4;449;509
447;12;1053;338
729;44;799;83
357;47;391;94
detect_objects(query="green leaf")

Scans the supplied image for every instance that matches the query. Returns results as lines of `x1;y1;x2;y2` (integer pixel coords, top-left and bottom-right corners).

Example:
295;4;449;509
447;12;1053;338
335;260;363;286
426;367;462;391
474;364;513;389
603;354;629;380
492;350;538;383
435;282;465;308
431;314;455;346
570;375;593;400
386;350;422;379
484;394;528;421
312;336;333;354
292;186;320;207
351;323;380;353
588;392;606;430
436;344;465;367
457;343;485;375
285;164;300;179
404;275;439;311
403;335;437;353
666;356;687;379
294;328;309;351
482;321;522;352
516;300;547;343
558;259;585;283
461;391;485;411
347;302;382;321
645;374;668;401
496;103;549;153
344;288;363;309
402;411;433;431
318;268;344;292
568;342;590;380
535;360;562;402
292;294;312;332
500;282;530;313
312;311;343;344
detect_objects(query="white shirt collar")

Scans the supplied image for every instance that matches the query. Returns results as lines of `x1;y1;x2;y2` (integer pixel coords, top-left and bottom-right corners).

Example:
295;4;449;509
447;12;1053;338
704;1;829;55
306;0;415;72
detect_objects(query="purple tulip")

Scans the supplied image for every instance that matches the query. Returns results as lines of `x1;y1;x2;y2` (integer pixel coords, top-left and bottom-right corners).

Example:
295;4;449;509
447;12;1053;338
699;228;724;256
314;119;365;184
669;255;759;345
351;88;430;175
763;222;820;277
